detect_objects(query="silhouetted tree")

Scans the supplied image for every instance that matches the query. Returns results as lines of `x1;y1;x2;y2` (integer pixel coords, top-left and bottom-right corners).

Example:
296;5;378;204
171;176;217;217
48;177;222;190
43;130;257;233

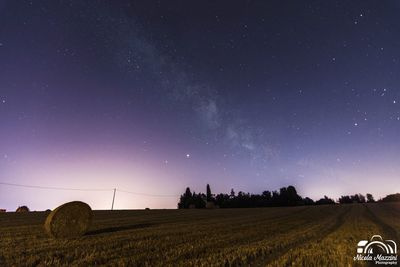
262;190;271;199
206;184;212;202
315;196;335;205
366;193;375;203
287;185;303;205
177;187;193;209
279;187;287;205
185;187;192;197
192;192;206;208
339;195;352;204
215;193;230;208
303;197;315;205
271;191;280;206
177;185;362;208
380;193;400;202
339;194;366;204
357;194;366;203
230;188;235;198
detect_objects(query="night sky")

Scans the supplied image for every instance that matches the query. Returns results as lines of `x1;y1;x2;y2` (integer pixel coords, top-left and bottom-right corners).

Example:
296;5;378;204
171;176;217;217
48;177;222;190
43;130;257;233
1;1;399;210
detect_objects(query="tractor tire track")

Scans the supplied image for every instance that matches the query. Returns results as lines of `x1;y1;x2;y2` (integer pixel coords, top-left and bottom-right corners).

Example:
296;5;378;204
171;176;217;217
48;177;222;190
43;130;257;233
364;204;399;244
251;205;351;266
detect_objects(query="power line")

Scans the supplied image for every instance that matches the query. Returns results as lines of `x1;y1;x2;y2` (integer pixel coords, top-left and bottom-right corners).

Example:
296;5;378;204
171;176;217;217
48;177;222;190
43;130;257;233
117;189;179;198
0;182;112;192
0;181;180;210
0;182;180;197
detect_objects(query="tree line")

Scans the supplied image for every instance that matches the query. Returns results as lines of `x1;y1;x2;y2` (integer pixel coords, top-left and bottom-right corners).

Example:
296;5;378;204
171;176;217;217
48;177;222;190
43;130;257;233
178;184;400;209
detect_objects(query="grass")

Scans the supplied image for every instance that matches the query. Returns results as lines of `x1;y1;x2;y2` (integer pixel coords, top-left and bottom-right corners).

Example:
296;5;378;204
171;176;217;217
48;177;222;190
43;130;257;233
0;203;398;266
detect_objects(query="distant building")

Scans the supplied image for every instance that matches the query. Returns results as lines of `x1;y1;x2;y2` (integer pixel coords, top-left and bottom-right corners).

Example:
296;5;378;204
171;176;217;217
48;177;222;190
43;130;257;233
0;209;6;213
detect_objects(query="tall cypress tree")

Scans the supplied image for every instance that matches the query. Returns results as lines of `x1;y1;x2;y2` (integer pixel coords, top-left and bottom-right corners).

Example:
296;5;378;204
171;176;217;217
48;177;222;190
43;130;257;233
206;184;212;202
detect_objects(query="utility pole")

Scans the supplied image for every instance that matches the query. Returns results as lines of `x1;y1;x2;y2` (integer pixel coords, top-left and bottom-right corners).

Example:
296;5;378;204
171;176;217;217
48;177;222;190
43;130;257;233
111;188;116;210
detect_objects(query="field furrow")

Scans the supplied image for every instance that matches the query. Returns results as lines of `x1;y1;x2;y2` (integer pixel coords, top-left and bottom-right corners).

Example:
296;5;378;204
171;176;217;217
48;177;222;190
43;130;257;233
0;203;398;266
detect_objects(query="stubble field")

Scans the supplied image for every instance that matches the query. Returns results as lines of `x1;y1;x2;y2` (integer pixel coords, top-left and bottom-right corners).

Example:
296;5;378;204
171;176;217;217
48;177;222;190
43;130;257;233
0;203;398;266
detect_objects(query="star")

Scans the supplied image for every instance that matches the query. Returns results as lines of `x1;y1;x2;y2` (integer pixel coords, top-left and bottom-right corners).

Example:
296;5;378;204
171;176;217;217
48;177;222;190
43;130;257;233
393;100;396;104
354;122;358;127
1;99;5;104
186;154;190;158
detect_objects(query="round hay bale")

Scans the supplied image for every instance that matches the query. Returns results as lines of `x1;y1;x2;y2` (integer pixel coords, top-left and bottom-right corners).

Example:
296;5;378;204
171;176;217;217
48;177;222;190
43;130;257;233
44;201;92;238
16;206;30;212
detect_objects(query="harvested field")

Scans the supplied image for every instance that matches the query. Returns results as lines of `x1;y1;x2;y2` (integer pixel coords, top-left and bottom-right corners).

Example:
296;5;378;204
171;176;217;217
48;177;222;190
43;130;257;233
0;203;398;266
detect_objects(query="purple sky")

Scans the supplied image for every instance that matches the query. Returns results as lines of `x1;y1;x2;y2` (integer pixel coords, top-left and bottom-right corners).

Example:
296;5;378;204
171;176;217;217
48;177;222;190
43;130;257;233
0;1;399;211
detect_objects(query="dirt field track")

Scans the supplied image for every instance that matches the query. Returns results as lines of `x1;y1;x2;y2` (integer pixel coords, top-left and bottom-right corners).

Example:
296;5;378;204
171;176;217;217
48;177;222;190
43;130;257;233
0;203;398;266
